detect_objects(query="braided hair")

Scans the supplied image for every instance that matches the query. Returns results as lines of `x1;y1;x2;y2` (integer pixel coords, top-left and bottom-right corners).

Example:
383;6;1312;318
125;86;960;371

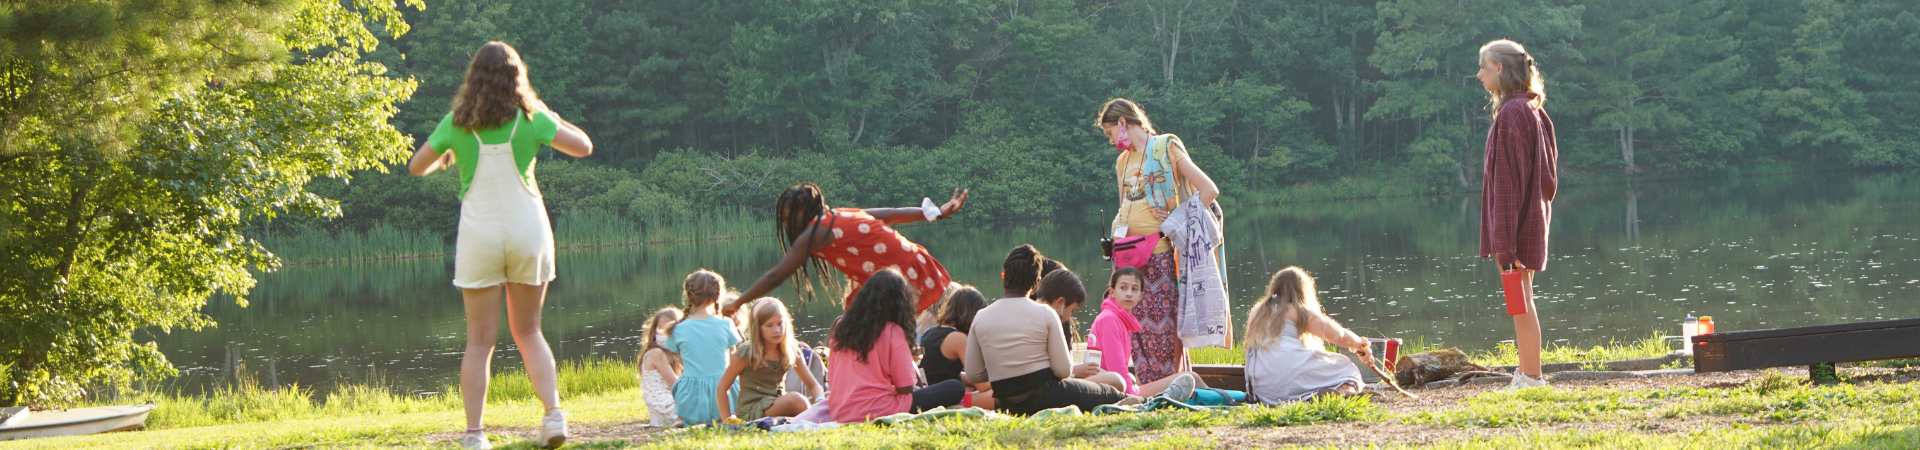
774;182;846;305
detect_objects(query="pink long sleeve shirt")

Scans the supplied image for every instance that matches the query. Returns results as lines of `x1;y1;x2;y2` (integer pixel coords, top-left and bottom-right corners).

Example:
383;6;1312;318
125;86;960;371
1087;298;1142;395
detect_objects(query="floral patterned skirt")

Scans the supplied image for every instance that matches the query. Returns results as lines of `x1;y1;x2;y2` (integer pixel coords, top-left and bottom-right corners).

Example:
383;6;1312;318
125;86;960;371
1131;251;1190;383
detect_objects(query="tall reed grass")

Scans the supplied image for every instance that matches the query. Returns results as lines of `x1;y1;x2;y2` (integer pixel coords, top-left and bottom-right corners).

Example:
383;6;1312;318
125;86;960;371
550;207;771;249
260;208;774;265
254;223;448;265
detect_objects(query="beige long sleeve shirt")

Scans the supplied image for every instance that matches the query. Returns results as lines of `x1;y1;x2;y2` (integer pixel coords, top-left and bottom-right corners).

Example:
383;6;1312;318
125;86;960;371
963;296;1073;385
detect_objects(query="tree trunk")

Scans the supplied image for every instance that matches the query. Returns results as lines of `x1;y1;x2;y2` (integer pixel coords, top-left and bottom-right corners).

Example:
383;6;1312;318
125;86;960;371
1620;122;1637;174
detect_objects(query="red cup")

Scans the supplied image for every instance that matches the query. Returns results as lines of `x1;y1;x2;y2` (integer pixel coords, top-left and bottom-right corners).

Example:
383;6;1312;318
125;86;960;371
1501;269;1530;315
1383;339;1401;372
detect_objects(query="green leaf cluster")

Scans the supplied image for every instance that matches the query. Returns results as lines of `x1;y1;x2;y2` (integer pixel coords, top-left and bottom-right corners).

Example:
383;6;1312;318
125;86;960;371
0;0;419;406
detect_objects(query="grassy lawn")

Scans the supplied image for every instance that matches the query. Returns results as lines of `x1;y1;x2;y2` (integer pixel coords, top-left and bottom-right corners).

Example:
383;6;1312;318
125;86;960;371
10;343;1920;449
1189;332;1680;368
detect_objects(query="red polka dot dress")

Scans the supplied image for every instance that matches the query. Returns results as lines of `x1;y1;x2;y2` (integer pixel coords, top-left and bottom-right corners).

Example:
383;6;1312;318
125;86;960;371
810;208;952;313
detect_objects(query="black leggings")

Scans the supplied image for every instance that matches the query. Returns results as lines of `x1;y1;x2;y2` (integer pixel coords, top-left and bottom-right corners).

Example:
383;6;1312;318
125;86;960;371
910;379;968;412
994;377;1139;416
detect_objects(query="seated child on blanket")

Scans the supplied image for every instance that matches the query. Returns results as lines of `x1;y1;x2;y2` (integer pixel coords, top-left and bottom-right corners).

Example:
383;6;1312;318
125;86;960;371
1243;266;1371;403
1075;267;1202;399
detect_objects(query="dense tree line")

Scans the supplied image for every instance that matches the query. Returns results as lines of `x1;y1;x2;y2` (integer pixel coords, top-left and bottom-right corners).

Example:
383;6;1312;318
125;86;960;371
286;0;1920;239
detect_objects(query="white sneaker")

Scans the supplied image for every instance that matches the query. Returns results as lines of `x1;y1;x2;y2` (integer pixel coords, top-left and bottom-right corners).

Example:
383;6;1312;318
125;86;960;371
1505;370;1550;390
458;431;493;450
1161;373;1197;402
536;409;568;449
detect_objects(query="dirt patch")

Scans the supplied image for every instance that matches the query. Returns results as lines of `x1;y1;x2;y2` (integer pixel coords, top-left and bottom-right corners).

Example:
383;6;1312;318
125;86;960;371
1188;414;1768;449
419;421;673;447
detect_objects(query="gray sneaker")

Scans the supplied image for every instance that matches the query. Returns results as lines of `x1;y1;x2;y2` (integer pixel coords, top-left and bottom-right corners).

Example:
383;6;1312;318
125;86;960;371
536;409;568;449
1504;370;1550;390
1161;373;1197;402
458;431;493;450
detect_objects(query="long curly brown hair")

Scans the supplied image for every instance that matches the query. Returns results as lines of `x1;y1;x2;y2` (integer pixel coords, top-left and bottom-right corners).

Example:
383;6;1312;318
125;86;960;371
451;41;547;131
831;269;919;363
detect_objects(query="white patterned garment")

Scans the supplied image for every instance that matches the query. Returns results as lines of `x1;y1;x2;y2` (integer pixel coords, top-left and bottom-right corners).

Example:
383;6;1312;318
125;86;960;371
641;368;683;427
1160;193;1231;348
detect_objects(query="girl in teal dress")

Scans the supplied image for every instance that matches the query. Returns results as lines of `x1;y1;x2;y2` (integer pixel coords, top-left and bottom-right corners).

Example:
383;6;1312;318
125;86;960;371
664;270;741;426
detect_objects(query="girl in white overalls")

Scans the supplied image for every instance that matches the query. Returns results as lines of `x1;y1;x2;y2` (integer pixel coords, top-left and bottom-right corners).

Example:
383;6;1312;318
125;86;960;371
409;41;593;450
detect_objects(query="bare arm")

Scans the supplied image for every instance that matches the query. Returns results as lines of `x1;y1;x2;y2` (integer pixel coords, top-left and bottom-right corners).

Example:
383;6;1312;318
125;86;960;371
942;331;968;360
408;141;452;176
1297;310;1368;351
642;349;678;386
797;356;825;400
716;354;747;420
864;188;969;224
729;224;834;317
548;113;593;158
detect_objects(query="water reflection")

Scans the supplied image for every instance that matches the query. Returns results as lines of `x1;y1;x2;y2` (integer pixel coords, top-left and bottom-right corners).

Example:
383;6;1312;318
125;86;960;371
150;172;1920;395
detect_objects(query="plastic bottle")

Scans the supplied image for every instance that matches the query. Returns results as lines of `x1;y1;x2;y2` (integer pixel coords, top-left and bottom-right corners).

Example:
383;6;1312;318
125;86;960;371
1699;316;1716;335
1683;315;1698;354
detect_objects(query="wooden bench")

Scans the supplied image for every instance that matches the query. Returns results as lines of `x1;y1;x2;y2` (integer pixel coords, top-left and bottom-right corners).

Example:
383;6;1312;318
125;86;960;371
1193;364;1246;391
1692;317;1920;380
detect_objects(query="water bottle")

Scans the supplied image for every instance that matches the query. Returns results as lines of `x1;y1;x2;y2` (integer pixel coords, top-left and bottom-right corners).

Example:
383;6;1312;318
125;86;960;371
1682;314;1698;354
1699;316;1716;335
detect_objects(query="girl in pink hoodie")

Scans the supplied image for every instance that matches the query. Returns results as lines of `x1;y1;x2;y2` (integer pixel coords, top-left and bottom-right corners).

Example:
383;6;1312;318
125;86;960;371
1077;267;1201;397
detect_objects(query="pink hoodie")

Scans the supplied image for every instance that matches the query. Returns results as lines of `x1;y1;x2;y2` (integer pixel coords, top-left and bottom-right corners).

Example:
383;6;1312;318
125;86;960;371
1087;297;1143;395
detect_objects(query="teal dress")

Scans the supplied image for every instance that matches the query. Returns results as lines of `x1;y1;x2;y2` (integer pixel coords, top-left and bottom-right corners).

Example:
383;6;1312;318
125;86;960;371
666;316;741;425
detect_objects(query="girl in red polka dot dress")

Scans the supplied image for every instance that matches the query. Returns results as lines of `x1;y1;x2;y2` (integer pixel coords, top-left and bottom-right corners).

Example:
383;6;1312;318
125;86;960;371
730;182;968;316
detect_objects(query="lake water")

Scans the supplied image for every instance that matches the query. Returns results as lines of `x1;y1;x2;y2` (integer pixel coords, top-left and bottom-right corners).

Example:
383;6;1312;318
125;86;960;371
151;172;1920;395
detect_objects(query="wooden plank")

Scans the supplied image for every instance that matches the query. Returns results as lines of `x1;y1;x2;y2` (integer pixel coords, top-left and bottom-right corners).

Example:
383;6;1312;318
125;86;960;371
1695;318;1920;343
1693;325;1920;373
1192;364;1246;392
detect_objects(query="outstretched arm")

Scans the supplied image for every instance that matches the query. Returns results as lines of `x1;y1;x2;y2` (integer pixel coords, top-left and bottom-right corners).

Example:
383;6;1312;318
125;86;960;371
408;141;452;176
548;112;593;158
865;188;969;224
728;224;835;317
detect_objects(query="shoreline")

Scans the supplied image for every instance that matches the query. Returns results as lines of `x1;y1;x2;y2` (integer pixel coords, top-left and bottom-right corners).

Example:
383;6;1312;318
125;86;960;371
264;166;1886;267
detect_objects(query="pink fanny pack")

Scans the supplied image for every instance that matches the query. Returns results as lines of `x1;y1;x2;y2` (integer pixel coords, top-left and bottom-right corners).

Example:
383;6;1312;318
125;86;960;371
1111;233;1160;270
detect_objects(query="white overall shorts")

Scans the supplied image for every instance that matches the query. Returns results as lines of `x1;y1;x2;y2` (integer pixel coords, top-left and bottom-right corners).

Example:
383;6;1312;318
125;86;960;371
452;119;556;289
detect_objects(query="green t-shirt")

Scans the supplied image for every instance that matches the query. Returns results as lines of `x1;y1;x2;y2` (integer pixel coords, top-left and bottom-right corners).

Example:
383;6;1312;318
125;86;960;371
426;110;560;199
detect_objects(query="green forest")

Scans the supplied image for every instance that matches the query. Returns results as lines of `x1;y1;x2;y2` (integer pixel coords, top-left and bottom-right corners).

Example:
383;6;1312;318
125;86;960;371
3;0;1919;406
280;0;1920;244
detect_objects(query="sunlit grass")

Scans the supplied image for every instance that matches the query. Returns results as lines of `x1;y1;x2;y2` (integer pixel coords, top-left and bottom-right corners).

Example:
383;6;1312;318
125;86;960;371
1188;332;1676;368
1471;331;1677;368
78;357;638;430
20;364;1920;449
